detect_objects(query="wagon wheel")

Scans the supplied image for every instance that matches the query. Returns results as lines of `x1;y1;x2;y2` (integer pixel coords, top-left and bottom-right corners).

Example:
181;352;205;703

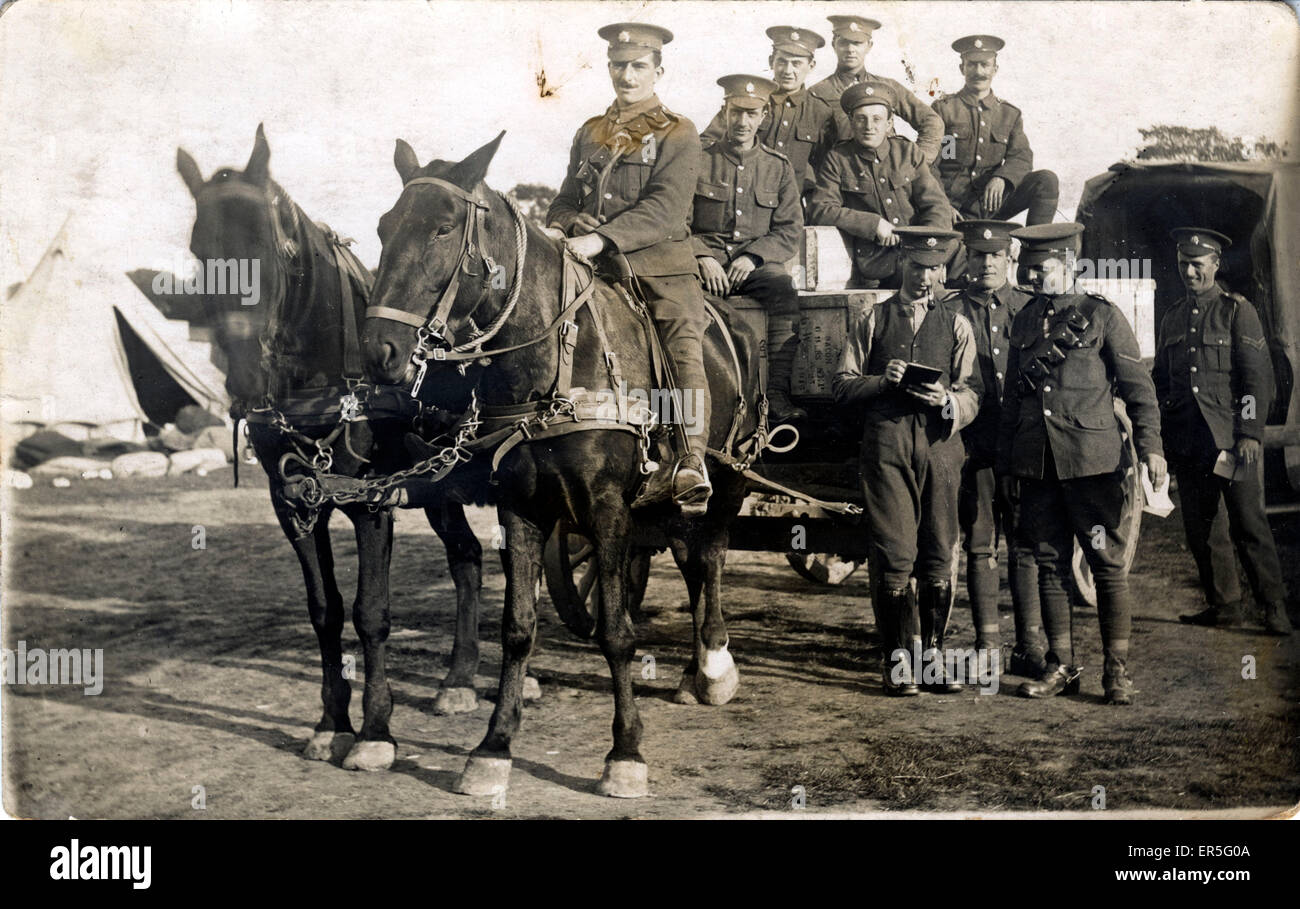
1071;402;1143;607
785;553;864;585
543;523;654;639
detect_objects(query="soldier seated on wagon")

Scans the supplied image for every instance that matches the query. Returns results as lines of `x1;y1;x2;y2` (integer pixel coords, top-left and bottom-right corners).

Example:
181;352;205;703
930;35;1059;227
806;82;954;289
691;74;806;423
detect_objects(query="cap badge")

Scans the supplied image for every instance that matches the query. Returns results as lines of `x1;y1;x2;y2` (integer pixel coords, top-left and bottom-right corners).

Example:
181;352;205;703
926;237;937;247
790;30;800;40
982;229;993;239
1191;235;1200;244
849;21;860;31
746;82;755;93
974;38;983;48
865;86;874;95
618;30;630;43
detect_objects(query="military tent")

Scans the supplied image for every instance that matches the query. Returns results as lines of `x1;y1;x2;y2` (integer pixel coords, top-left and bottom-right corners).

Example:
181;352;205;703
1;219;229;452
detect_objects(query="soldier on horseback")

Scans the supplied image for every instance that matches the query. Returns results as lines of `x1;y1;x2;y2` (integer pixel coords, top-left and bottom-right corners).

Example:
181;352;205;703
546;22;713;510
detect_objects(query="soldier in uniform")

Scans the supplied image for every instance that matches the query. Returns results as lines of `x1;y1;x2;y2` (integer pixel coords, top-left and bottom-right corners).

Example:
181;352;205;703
833;227;981;696
692;75;806;423
998;223;1166;705
931;36;1059;227
1153;228;1292;635
942;220;1044;679
806;82;953;288
701;27;835;195
809;15;945;164
547;23;712;509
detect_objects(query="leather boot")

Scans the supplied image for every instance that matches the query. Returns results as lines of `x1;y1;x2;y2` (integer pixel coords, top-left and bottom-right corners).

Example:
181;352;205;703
879;586;919;696
1009;640;1049;678
1017;662;1081;698
1102;649;1135;705
765;325;807;424
919;582;962;693
1262;601;1293;636
672;450;711;516
1179;602;1242;628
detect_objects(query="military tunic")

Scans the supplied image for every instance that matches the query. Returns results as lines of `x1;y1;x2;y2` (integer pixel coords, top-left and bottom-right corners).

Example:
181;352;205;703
997;290;1163;661
930;90;1058;225
546;93;711;438
809;70;945;164
690;138;803;324
701;86;836;194
1152;286;1286;609
806;136;953;286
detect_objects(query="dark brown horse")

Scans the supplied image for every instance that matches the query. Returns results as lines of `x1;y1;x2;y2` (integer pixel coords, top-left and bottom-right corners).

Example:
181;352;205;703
362;133;757;798
176;125;498;772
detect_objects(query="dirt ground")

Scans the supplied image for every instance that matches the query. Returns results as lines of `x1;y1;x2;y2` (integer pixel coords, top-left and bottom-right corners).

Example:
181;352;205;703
2;470;1297;819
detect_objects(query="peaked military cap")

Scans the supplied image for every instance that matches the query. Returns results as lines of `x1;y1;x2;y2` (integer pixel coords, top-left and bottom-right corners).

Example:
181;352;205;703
1170;227;1232;257
827;15;882;39
766;25;826;58
951;34;1005;60
894;226;962;265
840;81;894;116
1012;222;1084;265
717;74;779;110
957;219;1019;253
598;23;674;62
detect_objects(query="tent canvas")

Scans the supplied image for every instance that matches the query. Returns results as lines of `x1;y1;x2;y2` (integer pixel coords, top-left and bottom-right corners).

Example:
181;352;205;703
1076;159;1300;490
1;219;229;450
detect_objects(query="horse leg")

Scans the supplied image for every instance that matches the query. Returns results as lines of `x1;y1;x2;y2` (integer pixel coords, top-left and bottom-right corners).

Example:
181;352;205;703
591;507;648;798
670;495;741;707
668;535;705;706
456;508;543;797
278;505;356;762
341;506;398;772
427;502;483;715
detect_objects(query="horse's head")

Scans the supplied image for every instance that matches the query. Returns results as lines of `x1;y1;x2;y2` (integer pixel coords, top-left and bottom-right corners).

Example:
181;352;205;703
363;132;506;385
176;123;299;404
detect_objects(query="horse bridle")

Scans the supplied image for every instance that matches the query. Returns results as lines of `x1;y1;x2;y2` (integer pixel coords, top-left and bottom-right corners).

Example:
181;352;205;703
365;176;530;396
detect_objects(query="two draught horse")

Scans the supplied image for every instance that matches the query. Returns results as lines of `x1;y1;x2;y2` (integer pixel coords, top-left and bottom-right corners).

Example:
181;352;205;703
362;133;762;798
177;125;500;773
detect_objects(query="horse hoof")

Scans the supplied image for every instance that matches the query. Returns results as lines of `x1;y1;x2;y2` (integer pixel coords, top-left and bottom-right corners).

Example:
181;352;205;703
456;755;512;796
434;687;478;715
303;731;354;763
698;646;740;706
341;740;396;772
595;760;649;798
671;672;700;705
523;676;542;701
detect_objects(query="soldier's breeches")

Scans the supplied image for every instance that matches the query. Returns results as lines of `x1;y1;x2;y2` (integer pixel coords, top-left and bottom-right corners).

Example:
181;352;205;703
861;417;963;590
642;274;711;452
737;263;801;362
993;170;1059;226
1020;463;1134;663
960;459;1039;648
1173;458;1287;607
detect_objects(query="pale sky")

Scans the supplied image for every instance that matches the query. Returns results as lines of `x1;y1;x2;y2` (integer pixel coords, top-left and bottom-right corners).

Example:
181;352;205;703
0;0;1296;283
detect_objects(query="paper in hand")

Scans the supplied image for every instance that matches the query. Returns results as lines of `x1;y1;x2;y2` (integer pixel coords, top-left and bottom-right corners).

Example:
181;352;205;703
1213;449;1251;482
1141;463;1175;518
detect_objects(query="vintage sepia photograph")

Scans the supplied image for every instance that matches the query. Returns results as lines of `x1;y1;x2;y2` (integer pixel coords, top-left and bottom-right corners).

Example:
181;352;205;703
1;0;1297;834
